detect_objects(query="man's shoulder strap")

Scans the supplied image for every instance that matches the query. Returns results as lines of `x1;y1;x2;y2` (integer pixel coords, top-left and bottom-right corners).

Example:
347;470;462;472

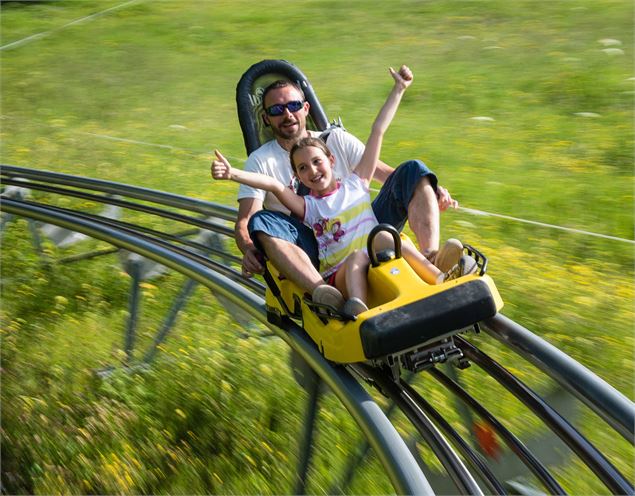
318;117;346;143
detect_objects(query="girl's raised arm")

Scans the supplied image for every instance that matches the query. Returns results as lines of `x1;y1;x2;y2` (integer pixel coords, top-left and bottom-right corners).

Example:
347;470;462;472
354;65;413;183
211;150;305;219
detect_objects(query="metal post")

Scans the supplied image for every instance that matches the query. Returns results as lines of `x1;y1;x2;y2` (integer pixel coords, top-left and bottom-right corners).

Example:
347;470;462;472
26;219;45;261
329;401;400;494
124;258;142;363
143;277;197;364
294;367;322;495
0;212;13;234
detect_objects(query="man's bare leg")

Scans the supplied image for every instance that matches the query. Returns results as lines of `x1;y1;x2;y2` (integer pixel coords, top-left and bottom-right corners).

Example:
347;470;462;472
257;233;324;293
407;176;440;256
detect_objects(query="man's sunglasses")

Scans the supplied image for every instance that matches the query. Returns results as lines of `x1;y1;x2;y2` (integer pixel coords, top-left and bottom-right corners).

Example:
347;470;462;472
265;100;305;117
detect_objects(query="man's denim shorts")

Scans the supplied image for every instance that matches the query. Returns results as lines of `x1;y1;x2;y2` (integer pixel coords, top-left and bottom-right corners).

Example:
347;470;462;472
371;159;437;230
247;159;437;269
248;210;321;269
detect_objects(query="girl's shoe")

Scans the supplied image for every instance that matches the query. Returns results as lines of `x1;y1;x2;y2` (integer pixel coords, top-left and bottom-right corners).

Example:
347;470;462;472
342;297;369;317
312;284;345;310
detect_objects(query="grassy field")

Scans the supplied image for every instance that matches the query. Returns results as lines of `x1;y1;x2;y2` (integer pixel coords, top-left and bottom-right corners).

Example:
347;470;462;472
1;0;633;494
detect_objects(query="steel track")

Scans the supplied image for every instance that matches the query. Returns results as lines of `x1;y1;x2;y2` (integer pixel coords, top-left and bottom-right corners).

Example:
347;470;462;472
2;165;633;495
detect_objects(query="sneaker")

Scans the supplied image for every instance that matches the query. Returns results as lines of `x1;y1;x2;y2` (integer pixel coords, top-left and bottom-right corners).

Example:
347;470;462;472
461;254;478;276
442;255;478;282
433;238;464;273
342;297;369;317
312;284;345;310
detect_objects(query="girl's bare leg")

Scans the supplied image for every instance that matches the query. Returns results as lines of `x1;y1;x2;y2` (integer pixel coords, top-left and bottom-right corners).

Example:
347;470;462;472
401;237;442;284
372;231;441;284
334;250;370;302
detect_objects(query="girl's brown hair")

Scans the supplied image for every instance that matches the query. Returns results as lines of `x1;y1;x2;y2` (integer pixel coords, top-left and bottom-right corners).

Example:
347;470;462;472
289;137;333;172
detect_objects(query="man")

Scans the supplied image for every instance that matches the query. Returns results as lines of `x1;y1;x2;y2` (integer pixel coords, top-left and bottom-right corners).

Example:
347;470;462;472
216;79;461;293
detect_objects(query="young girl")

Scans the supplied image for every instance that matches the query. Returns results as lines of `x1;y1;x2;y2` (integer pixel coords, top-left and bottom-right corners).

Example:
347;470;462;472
212;66;456;316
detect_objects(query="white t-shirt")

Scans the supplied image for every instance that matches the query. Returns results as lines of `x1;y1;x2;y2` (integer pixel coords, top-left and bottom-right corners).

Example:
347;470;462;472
304;174;378;278
237;128;365;214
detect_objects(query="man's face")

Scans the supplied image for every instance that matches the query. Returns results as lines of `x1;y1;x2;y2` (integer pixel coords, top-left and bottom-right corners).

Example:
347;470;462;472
263;86;310;141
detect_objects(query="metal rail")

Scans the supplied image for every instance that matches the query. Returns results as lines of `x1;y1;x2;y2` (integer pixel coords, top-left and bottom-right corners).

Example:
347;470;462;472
0;197;434;495
357;363;489;496
398;380;509;495
13;198;261;294
458;336;633;495
1;164;238;222
1;176;237;239
427;367;566;495
483;315;635;443
3;165;633;495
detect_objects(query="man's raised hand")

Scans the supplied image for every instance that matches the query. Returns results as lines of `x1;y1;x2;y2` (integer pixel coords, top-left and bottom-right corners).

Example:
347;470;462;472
211;150;232;180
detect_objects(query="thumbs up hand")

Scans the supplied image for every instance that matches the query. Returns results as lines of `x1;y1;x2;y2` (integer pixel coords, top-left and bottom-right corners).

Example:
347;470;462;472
211;149;233;180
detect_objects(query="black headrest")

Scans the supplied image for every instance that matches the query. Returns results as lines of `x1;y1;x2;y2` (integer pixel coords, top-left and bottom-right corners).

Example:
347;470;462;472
236;59;330;155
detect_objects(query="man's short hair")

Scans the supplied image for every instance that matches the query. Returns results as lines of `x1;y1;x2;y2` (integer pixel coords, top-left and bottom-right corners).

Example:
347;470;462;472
261;80;306;112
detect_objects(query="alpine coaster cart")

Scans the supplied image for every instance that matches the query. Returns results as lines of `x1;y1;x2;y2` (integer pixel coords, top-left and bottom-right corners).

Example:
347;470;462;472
236;59;504;377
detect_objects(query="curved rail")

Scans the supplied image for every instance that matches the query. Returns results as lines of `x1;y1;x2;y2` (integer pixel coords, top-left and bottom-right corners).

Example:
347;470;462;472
1;164;237;222
483;315;634;443
457;336;633;495
4;165;631;438
357;363;492;496
0;197;434;495
427;367;566;495
2;165;634;495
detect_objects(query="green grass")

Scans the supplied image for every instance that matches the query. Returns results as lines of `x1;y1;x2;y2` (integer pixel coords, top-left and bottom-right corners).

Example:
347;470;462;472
1;0;633;494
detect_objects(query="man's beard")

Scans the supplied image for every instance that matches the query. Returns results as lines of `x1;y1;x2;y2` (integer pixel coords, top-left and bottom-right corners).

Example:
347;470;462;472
272;118;303;140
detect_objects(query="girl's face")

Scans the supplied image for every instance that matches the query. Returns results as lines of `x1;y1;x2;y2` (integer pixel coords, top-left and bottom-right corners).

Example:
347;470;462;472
292;146;337;196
